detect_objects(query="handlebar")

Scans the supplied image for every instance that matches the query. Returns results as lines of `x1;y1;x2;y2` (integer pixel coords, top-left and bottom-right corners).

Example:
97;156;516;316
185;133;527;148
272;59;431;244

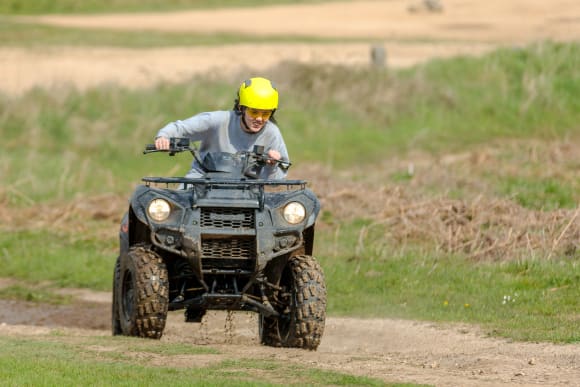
143;137;192;156
143;137;291;169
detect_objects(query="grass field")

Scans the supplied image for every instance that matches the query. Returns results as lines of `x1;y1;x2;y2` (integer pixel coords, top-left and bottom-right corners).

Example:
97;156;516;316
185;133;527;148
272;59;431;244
1;40;579;346
0;1;579;382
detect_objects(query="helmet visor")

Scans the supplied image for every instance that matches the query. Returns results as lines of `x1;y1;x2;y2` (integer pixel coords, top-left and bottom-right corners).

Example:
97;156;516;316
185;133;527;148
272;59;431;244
245;108;273;120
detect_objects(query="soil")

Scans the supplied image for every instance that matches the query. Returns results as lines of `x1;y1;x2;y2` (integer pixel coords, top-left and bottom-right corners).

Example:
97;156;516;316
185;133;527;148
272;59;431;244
2;1;580;385
1;288;579;386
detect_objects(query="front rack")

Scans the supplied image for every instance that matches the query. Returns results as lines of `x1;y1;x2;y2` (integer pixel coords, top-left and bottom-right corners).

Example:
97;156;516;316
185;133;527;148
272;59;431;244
142;177;308;190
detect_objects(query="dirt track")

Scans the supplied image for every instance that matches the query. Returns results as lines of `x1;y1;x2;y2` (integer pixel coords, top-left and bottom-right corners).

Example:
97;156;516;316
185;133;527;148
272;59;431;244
4;0;580;95
1;290;579;387
2;1;580;385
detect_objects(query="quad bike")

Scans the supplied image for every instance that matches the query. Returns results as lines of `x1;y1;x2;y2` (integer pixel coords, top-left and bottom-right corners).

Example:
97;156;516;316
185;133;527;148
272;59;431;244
112;138;326;350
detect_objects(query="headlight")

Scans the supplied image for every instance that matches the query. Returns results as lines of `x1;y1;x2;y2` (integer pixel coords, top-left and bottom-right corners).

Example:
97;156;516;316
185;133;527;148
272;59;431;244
147;199;171;222
283;202;306;224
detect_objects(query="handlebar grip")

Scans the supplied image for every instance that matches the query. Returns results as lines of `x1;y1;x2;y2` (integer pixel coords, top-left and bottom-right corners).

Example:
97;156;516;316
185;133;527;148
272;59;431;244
145;144;156;151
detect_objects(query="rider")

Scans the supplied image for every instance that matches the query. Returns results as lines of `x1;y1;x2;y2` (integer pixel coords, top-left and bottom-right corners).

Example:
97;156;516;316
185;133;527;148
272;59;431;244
154;77;289;180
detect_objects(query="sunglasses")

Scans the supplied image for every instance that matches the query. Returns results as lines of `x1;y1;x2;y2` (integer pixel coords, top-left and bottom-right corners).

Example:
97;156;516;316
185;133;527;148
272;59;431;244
245;108;273;120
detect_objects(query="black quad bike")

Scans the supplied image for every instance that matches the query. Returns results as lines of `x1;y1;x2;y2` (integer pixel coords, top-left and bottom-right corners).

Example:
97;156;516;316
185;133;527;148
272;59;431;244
112;138;326;350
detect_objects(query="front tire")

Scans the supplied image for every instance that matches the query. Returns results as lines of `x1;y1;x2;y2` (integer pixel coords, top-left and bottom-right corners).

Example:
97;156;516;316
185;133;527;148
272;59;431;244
116;245;169;339
260;255;327;350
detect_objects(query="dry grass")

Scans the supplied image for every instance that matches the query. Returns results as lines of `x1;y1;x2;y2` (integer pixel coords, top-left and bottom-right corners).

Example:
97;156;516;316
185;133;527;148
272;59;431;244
316;184;580;261
0;193;126;241
350;191;578;261
301;138;579;261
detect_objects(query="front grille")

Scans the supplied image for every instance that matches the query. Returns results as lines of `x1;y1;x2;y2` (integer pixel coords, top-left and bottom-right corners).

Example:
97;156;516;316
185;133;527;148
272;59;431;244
201;237;255;259
202;258;254;271
200;208;255;229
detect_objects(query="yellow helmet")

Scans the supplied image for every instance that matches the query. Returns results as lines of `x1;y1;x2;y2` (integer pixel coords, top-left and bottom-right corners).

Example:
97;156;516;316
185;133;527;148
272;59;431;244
238;77;279;110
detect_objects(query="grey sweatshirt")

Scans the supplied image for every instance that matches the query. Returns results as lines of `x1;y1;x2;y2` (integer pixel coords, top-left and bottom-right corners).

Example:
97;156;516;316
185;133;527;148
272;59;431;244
156;110;289;179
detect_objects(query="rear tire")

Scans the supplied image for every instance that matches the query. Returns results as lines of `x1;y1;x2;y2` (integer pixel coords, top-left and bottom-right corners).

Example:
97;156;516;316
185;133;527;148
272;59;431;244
259;255;326;350
112;256;122;335
117;245;169;339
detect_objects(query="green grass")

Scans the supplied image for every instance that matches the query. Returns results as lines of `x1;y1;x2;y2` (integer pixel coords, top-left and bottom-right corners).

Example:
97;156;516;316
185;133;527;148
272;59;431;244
0;284;73;304
283;42;580;160
0;230;116;290
0;0;330;14
316;221;580;343
0;335;403;386
498;176;577;210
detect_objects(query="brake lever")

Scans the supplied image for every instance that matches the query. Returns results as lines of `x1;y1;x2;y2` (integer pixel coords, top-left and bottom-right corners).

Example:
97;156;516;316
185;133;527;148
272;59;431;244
143;144;159;154
278;161;291;171
143;144;193;155
260;154;292;170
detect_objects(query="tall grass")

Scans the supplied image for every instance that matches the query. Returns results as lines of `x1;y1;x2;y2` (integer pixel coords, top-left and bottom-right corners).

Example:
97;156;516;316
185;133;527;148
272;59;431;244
279;41;580;158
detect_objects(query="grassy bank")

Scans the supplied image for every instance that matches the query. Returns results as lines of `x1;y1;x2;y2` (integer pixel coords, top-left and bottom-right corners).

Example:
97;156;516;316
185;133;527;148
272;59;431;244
1;41;579;343
0;335;399;386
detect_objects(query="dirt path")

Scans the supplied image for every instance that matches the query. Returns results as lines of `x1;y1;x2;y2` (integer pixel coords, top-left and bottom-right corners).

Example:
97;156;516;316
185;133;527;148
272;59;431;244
21;0;580;43
1;279;579;385
3;0;580;95
1;292;579;386
0;42;494;95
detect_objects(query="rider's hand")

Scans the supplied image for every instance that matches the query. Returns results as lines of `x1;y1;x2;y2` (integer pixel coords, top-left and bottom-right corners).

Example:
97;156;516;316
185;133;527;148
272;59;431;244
155;137;170;150
267;149;281;165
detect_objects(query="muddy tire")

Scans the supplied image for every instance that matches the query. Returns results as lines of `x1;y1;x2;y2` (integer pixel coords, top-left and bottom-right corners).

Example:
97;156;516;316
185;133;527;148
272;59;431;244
260;255;326;350
117;245;169;339
112;256;122;335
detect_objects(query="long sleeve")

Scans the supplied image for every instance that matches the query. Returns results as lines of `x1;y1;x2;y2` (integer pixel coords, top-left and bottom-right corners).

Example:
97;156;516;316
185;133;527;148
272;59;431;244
156;111;226;141
155;110;289;179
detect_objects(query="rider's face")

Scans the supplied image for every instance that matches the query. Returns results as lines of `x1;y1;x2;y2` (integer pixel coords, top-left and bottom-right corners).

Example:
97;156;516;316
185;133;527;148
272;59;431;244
243;108;272;132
